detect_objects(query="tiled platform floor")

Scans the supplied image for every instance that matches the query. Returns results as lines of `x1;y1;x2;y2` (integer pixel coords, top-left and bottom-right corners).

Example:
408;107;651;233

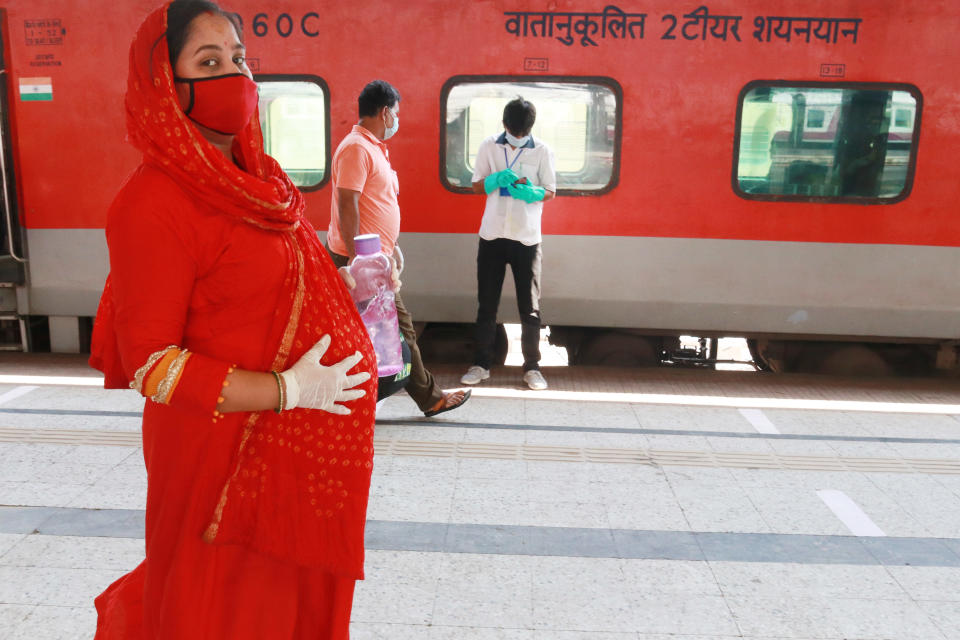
1;354;960;639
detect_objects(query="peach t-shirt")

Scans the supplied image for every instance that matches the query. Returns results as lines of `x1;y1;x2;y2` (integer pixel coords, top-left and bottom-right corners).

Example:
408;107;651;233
327;125;401;257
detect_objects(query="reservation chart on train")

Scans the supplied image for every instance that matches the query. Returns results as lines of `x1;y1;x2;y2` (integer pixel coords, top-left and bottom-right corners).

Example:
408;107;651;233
0;354;959;639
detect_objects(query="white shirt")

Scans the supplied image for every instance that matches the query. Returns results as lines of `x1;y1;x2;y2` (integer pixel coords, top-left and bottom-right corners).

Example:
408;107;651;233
472;133;557;246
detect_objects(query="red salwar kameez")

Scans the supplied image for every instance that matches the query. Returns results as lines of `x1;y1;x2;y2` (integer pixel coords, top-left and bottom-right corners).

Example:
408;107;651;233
89;5;377;638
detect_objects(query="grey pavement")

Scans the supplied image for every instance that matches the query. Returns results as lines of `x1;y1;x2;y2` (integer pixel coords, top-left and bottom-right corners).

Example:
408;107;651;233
1;355;960;638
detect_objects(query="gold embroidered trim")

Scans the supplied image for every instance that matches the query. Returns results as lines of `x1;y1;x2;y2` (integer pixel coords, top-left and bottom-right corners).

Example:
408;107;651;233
275;232;306;369
203;411;258;543
151;349;191;405
205;233;307;543
143;350;180;398
242;216;301;233
130;345;177;394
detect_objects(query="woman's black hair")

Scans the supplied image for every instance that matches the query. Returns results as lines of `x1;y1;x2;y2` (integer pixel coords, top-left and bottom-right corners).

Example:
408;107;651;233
503;97;536;137
166;0;242;67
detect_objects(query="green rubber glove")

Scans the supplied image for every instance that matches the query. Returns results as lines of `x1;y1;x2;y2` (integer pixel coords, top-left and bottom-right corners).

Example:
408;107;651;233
507;182;546;203
497;168;520;187
483;169;520;194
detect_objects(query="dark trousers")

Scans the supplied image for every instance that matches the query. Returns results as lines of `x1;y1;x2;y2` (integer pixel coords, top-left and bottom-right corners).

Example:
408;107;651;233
474;237;542;371
327;249;443;412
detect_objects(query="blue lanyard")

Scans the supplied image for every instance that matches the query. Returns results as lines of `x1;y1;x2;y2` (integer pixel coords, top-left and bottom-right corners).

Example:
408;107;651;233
504;146;524;170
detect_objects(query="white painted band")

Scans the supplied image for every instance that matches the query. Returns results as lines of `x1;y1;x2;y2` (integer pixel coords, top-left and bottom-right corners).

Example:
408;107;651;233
0;375;103;387
738;408;780;434
0;385;38;404
467;387;960;415
817;489;886;537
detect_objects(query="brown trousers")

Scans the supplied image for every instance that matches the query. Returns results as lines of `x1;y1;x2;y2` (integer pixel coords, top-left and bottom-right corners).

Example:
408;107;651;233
327;248;443;411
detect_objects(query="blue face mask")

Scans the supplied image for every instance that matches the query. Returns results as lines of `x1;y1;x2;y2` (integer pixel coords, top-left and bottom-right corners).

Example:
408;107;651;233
383;107;399;140
505;131;530;147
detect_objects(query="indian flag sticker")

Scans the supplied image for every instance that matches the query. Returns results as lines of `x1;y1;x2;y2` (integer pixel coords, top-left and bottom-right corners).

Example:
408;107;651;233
19;77;53;101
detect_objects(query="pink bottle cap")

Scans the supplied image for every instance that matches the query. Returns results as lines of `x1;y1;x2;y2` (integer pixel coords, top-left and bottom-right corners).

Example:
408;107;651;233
354;234;381;255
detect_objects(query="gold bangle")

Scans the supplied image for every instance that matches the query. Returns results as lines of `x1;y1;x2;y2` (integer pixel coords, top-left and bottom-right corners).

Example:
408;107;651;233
271;370;284;414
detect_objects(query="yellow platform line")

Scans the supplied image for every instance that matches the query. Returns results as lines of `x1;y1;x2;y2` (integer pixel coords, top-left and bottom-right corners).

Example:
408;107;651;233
2;427;957;475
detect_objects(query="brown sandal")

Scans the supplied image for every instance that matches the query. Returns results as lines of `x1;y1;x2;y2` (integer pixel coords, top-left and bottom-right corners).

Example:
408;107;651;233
423;389;471;417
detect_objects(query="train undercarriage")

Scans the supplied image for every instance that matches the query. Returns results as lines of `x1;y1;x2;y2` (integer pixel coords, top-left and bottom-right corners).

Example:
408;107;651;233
417;322;959;377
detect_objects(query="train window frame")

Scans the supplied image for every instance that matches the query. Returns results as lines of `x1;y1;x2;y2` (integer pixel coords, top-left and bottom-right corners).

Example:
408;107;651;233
732;80;923;205
440;75;623;196
254;73;331;192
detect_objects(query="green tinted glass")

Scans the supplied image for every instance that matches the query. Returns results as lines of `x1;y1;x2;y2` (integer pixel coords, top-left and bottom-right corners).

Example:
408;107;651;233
737;85;919;200
257;81;326;188
445;81;618;191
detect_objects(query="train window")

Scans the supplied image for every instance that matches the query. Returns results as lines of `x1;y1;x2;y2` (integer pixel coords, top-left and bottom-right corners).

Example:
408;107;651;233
441;77;621;194
255;76;329;191
734;82;921;202
806;109;826;129
894;108;912;128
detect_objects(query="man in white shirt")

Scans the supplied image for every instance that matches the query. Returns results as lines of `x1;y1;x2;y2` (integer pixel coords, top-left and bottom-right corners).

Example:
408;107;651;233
460;97;557;390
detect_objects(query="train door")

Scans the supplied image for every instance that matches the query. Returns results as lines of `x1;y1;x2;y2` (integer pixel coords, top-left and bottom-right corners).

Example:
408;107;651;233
0;9;28;351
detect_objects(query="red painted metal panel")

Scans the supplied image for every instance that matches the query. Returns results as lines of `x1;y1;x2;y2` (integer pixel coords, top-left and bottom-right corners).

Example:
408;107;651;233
2;0;958;248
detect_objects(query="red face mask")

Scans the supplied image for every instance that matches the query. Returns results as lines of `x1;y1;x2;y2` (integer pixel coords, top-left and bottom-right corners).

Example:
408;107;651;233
174;73;259;135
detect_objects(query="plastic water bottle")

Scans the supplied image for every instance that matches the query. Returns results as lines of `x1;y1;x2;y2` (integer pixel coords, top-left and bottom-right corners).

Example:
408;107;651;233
348;234;403;377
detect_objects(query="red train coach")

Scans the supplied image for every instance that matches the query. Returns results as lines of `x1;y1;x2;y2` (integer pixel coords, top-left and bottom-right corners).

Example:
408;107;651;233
0;0;957;374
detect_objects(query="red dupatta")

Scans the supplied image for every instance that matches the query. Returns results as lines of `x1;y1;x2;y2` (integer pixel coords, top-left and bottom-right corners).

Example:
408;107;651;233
90;3;377;577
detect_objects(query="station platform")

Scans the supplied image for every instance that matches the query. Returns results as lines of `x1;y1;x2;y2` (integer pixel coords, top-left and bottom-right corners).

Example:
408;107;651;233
1;353;960;639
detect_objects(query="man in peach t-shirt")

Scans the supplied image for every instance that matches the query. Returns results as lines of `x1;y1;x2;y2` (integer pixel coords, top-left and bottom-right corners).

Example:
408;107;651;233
327;80;470;417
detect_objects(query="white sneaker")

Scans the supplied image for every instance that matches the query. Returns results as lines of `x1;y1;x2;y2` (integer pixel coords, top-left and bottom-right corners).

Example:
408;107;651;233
523;369;548;390
460;365;490;385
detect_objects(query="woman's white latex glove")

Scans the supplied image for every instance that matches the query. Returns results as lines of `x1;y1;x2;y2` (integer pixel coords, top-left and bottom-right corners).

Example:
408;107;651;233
279;335;371;414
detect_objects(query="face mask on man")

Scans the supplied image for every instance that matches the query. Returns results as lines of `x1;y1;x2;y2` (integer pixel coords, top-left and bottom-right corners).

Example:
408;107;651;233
383;107;399;140
174;73;259;136
505;131;530;147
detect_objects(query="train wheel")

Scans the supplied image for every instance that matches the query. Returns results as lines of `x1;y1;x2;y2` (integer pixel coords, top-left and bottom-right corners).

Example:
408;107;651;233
417;322;508;366
812;344;893;377
417;323;473;364
748;339;780;372
576;331;660;366
493;324;508;365
754;339;894;376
